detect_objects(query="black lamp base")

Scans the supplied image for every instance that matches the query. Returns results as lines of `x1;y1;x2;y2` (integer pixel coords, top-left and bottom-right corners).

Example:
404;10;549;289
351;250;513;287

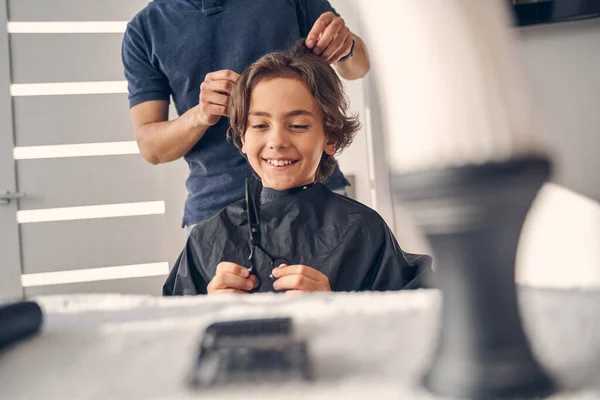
392;157;556;399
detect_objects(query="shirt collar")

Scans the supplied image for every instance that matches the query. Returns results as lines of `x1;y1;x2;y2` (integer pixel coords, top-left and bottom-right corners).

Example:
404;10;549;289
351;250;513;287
187;0;224;15
260;183;317;205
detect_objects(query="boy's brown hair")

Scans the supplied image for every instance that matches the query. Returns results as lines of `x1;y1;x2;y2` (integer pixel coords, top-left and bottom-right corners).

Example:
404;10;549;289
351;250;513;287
228;39;361;182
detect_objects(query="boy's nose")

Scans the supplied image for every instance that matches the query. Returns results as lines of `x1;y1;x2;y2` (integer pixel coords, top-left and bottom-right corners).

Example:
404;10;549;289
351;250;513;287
267;125;290;149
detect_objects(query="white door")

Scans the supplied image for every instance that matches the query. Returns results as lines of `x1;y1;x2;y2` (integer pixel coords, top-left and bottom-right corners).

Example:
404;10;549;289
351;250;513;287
0;0;187;297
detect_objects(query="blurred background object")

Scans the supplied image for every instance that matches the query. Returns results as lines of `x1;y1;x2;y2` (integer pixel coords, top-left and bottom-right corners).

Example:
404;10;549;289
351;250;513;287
356;0;559;397
0;300;42;348
517;182;600;287
512;0;600;26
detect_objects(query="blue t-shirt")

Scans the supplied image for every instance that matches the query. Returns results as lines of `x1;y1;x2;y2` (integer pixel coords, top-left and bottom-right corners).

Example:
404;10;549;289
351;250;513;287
122;0;350;226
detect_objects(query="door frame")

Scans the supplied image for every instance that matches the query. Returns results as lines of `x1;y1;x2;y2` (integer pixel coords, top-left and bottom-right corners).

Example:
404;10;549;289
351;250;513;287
0;0;24;301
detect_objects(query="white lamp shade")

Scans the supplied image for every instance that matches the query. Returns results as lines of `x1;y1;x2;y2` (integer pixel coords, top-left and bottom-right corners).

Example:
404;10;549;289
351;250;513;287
354;0;542;173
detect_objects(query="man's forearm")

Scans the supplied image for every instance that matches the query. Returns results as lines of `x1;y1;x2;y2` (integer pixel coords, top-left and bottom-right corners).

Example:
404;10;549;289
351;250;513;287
136;105;210;165
334;35;370;80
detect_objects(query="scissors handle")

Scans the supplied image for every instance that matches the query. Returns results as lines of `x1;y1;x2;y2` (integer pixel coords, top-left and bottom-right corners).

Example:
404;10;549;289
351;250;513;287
248;245;261;293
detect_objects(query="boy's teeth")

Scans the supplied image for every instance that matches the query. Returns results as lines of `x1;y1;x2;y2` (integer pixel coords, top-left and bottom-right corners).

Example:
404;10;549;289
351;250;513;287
268;159;292;166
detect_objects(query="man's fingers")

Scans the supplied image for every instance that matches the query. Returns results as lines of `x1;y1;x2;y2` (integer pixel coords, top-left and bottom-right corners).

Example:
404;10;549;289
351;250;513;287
211;79;235;95
306;12;336;49
200;80;234;117
201;80;234;96
320;27;349;61
201;91;229;107
204;69;240;84
205;104;227;117
201;80;235;95
330;33;353;63
216;261;250;277
314;17;344;55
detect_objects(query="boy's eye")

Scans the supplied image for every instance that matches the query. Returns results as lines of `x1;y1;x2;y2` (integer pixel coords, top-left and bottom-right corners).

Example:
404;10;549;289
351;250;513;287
290;125;309;130
251;124;268;130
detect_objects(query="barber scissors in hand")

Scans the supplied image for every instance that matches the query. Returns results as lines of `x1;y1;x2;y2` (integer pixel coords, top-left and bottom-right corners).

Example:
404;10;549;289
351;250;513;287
245;179;288;293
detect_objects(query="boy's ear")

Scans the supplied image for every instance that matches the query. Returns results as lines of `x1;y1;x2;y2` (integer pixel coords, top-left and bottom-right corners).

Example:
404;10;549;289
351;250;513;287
323;139;336;156
240;134;247;154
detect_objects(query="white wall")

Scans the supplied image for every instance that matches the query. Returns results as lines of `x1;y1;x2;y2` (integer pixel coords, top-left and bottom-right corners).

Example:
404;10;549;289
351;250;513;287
515;18;600;287
516;18;600;202
329;0;373;209
332;0;431;254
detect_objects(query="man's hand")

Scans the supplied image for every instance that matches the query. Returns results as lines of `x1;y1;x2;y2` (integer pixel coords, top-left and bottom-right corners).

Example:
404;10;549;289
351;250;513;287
198;70;240;127
271;264;331;295
305;12;354;64
207;262;256;294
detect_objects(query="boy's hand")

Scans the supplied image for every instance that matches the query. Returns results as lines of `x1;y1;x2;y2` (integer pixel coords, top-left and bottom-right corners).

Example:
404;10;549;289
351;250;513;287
207;262;256;294
197;70;239;127
271;264;331;294
305;11;353;64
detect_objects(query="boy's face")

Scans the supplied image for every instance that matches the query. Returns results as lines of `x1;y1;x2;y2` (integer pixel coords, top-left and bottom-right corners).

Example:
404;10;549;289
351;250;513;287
241;77;335;190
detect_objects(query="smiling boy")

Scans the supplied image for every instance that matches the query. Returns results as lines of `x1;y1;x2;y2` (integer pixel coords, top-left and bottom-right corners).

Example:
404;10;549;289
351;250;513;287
163;41;431;295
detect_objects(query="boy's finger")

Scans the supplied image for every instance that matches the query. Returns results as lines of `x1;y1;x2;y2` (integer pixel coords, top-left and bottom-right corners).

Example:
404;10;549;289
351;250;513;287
272;264;325;281
215;288;248;295
273;274;319;291
216;261;250;277
219;272;254;291
284;290;306;296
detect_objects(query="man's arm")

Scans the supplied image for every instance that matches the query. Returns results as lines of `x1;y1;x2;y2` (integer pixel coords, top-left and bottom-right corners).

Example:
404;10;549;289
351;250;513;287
131;70;239;165
132;101;208;165
333;34;370;81
122;22;198;165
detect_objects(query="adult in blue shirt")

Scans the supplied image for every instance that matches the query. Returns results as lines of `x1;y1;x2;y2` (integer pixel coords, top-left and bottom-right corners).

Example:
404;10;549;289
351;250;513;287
122;0;370;232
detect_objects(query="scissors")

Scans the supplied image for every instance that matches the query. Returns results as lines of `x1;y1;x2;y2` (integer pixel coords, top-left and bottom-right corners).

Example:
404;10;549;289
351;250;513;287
245;179;289;292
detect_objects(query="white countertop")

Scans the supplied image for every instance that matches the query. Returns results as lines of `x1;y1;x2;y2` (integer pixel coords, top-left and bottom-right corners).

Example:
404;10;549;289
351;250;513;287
1;288;599;399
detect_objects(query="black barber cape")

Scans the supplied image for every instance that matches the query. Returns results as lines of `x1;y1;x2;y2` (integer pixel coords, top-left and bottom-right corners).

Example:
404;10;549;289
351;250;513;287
163;183;430;295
